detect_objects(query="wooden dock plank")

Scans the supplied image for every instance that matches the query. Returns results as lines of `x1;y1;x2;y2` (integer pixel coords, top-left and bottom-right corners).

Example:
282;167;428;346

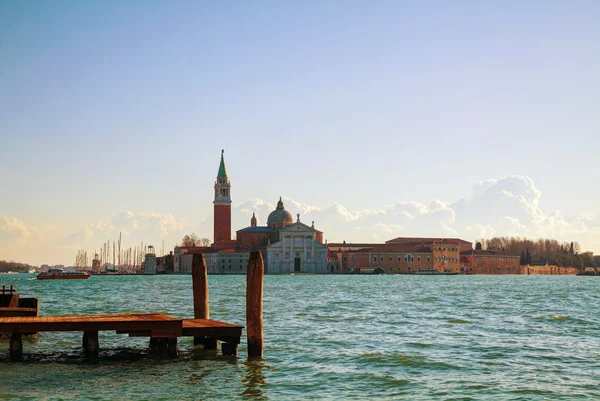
0;314;240;343
0;313;183;336
181;318;243;339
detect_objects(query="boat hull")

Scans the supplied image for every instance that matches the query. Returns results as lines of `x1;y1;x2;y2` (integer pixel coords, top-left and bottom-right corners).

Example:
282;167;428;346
37;274;91;280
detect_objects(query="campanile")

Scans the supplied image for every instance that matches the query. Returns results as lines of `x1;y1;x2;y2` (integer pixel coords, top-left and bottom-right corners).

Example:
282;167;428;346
213;149;232;244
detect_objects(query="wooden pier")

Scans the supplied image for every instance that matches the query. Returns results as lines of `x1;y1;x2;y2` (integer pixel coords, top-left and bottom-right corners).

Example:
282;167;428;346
0;250;263;361
0;313;242;360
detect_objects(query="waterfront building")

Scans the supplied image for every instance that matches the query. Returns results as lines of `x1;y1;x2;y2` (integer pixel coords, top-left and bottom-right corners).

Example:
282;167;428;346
265;217;328;273
143;245;156;275
175;150;328;274
432;239;461;273
470;250;521;274
328;237;473;274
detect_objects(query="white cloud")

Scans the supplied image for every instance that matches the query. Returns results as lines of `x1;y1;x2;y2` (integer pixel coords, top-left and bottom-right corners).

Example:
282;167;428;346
0;217;31;243
65;211;185;244
4;176;600;264
225;176;599;252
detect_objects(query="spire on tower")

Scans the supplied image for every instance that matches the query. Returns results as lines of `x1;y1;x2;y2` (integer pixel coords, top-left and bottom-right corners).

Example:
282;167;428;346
217;149;228;179
251;212;257;227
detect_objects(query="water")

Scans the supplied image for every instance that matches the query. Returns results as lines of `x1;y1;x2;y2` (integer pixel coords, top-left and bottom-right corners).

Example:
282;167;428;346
1;274;599;400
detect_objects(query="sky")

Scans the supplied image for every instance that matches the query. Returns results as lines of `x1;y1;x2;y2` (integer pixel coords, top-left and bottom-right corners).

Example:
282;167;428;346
1;1;599;265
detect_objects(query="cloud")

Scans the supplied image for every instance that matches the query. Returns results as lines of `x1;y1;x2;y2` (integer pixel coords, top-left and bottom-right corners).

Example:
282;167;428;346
0;217;31;243
4;175;599;264
0;217;60;263
225;176;599;252
65;211;185;244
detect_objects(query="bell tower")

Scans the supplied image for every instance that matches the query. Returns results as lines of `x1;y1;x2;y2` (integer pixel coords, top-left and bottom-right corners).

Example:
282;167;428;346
213;149;232;244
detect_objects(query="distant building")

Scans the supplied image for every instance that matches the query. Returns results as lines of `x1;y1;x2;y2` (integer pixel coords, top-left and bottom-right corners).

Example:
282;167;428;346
144;246;156;275
175;150;328;274
471;250;520;274
328;237;473;274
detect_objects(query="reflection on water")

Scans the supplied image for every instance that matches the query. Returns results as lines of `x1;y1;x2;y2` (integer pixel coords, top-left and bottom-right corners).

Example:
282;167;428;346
242;358;269;399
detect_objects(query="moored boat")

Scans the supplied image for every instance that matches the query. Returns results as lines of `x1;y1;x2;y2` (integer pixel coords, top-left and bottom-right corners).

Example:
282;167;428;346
37;268;91;280
413;269;460;275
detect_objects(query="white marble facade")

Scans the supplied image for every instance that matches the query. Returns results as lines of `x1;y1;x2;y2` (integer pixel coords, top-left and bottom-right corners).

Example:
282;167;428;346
266;221;327;273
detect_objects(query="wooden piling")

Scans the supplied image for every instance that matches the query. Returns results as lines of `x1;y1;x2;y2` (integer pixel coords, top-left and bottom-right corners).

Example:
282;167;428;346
246;251;264;358
192;253;209;319
167;337;178;356
221;341;238;356
192;253;210;346
10;332;22;361
83;331;99;357
149;337;159;352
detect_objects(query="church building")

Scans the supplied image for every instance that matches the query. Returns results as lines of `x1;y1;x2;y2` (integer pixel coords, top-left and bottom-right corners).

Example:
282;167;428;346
176;150;328;274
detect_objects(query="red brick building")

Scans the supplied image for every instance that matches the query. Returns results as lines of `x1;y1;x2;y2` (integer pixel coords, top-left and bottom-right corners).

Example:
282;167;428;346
471;250;521;274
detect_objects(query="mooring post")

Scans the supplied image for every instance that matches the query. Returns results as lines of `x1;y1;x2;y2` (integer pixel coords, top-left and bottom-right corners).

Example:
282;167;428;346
83;331;99;357
246;251;264;358
10;332;23;361
167;337;178;357
192;253;216;348
149;337;159;352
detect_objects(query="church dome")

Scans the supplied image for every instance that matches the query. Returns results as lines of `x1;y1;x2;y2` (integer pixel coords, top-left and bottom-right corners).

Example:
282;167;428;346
267;197;293;228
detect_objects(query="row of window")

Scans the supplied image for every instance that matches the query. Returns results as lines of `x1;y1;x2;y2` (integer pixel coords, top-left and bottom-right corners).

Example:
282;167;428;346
436;257;458;263
373;255;431;263
370;255;461;263
435;247;457;252
483;256;518;262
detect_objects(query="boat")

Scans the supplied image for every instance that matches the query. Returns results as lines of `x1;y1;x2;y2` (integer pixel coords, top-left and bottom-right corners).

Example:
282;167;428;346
414;269;441;275
0;285;40;337
413;269;460;275
0;285;39;317
37;268;91;280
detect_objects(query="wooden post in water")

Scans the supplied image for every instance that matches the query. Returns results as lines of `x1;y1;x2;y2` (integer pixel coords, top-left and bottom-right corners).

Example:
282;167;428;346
246;251;264;358
192;253;216;349
167;337;178;357
10;332;22;361
83;331;99;357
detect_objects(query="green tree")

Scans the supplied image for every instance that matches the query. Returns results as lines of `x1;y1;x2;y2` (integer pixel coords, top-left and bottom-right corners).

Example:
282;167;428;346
520;250;526;265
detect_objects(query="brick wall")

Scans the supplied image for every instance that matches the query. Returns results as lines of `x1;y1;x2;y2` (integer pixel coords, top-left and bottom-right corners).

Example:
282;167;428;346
472;254;520;274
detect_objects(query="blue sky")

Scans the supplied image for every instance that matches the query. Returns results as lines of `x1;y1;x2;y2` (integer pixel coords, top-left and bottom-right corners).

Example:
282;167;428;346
1;1;599;264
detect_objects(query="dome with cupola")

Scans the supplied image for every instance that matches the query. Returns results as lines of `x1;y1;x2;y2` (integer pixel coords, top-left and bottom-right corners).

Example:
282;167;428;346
267;197;294;228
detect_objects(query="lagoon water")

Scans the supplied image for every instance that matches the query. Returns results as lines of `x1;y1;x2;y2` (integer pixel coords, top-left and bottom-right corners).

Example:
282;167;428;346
0;274;599;400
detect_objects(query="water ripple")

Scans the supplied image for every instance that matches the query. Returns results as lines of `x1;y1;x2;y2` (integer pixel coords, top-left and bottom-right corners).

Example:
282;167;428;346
0;274;598;400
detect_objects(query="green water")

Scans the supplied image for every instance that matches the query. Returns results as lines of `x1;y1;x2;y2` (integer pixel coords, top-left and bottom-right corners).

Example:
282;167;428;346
0;274;599;400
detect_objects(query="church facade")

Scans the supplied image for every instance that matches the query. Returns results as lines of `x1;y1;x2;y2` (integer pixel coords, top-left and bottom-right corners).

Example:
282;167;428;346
266;220;328;273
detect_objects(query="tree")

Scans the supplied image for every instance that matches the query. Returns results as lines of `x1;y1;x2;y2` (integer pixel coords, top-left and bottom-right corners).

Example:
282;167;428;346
475;242;482;251
581;252;595;268
520;250;526;265
526;248;531;265
181;233;200;247
181;233;211;247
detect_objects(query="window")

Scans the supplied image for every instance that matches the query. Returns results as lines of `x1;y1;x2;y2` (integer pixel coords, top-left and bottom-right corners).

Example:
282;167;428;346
389;256;392;262
427;256;430;262
418;256;421;262
398;256;401;262
380;256;383;262
373;256;377;262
